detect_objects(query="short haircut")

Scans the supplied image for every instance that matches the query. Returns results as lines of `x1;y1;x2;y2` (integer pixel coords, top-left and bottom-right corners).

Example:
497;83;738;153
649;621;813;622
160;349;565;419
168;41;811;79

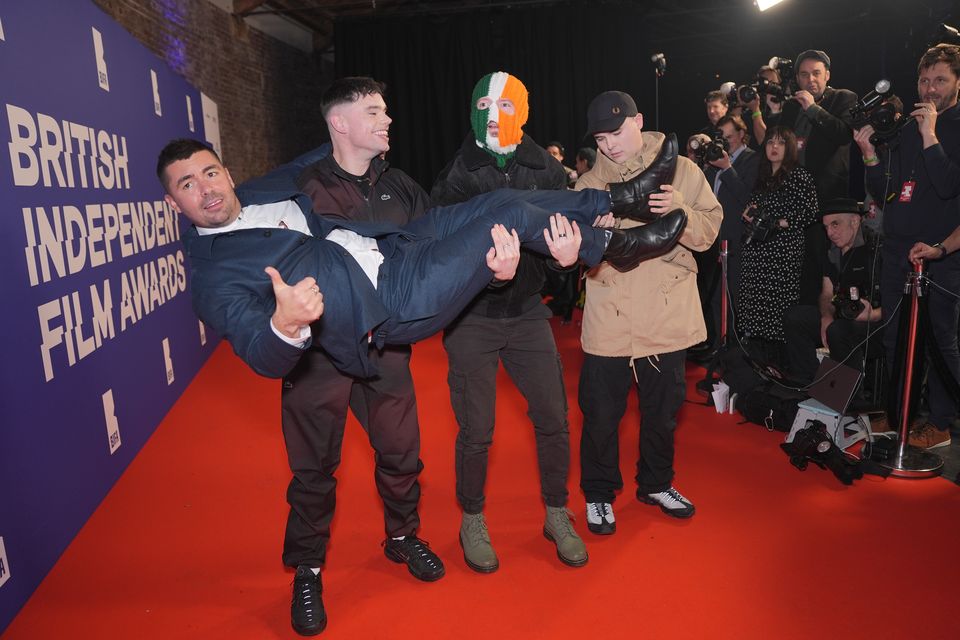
705;90;728;106
156;138;218;187
757;65;780;84
882;94;904;116
321;76;387;118
717;114;750;145
918;43;960;79
576;147;596;169
546;141;564;155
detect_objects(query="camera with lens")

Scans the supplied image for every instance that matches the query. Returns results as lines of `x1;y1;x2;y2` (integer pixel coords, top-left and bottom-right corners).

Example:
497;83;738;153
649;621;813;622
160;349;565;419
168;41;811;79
849;79;910;147
742;207;780;246
689;129;728;166
833;286;866;321
781;420;834;470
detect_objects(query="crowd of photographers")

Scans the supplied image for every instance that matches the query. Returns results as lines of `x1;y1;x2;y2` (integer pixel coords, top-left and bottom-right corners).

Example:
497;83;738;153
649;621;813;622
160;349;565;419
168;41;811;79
685;43;960;450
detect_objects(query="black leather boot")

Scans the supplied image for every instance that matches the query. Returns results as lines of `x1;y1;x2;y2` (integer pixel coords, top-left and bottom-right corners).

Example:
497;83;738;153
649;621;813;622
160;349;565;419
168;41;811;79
608;133;679;222
602;209;687;272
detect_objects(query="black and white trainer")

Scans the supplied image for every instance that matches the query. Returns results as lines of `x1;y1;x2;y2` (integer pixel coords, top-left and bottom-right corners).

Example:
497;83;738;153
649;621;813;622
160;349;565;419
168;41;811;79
383;535;446;582
585;502;616;535
291;565;327;636
638;486;695;519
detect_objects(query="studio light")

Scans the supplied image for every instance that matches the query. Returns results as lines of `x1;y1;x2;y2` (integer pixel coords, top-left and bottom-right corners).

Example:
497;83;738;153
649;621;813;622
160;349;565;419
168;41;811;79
756;0;786;11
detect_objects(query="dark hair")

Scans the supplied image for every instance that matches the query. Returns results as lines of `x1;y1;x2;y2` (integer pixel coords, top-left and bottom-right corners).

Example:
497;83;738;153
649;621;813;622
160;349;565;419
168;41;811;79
705;90;728;106
756;125;798;192
546;141;564;155
918;43;960;79
576;147;596;169
717;114;750;145
883;94;904;116
156;138;218;187
757;65;780;84
321;76;387;118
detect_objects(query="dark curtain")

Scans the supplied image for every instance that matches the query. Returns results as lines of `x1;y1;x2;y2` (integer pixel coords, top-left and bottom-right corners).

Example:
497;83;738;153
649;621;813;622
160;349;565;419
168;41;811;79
333;1;955;192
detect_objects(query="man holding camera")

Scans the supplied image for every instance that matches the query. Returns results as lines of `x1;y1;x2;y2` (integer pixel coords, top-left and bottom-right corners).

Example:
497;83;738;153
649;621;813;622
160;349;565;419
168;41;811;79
854;43;960;450
760;49;857;200
784;199;881;385
699;90;729;137
698;115;760;350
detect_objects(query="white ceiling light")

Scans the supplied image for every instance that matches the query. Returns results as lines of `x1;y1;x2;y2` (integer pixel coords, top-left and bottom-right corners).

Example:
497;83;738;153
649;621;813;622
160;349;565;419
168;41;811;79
756;0;786;11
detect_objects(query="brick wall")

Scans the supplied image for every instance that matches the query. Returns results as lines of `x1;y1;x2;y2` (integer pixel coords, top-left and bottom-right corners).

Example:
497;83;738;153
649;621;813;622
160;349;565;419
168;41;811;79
91;0;332;182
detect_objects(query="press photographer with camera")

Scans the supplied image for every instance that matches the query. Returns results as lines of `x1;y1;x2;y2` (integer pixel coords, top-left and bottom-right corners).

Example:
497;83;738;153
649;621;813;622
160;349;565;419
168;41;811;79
696;115;760;351
743;64;786;148
699;90;729;137
854;43;960;450
783;199;882;386
761;49;857;200
737;126;819;364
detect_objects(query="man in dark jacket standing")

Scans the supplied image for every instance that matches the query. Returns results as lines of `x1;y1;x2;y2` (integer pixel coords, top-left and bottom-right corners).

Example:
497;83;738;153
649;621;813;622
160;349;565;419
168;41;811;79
700;114;760;348
761;49;857;200
761;50;857;310
289;77;442;635
431;71;588;572
856;43;960;451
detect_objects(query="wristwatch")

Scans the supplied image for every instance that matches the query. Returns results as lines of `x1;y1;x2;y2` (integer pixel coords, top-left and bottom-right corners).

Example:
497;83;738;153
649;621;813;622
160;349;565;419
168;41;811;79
932;242;947;258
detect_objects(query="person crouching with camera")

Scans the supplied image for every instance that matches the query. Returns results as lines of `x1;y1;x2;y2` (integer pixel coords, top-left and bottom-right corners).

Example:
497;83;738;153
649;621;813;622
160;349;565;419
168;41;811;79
737;126;819;366
783;199;882;386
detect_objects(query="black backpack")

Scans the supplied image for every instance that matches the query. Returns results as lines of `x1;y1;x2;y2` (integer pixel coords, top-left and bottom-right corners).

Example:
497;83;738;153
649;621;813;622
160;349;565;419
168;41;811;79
737;382;807;432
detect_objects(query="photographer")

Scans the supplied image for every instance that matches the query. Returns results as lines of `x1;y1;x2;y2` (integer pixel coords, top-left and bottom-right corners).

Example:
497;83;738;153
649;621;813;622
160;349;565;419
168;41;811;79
761;49;857;200
744;65;784;149
855;43;960;450
699;90;729;136
784;199;882;385
695;115;759;351
737;126;819;365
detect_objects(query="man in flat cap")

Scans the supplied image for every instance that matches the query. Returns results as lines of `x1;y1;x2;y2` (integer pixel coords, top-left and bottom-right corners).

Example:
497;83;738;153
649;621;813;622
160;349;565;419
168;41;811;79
575;90;721;535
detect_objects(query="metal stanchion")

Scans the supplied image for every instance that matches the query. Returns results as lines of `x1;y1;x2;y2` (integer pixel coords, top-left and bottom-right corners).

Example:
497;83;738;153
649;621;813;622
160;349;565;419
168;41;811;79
879;259;943;478
719;240;728;347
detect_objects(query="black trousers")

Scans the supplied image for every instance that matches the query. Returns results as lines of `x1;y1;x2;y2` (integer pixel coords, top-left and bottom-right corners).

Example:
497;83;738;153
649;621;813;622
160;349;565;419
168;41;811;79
579;351;687;503
280;345;422;568
783;304;882;384
443;304;570;513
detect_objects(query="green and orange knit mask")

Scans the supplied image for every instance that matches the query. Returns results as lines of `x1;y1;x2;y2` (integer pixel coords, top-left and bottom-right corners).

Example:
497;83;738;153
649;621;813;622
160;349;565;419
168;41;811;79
470;71;529;166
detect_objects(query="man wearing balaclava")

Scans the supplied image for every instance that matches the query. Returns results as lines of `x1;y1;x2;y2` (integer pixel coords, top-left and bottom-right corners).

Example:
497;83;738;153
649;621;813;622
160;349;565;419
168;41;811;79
431;71;588;573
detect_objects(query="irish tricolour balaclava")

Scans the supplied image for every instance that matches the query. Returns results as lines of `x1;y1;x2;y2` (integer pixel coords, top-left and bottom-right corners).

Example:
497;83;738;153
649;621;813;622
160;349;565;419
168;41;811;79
470;71;529;167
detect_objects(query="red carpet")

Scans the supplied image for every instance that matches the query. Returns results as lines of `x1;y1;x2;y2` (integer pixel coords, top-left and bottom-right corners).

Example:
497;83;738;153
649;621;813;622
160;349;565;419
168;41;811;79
5;317;959;639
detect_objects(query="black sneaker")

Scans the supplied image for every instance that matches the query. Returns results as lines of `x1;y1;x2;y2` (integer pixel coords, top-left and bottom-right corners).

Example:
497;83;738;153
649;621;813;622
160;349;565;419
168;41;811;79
383;535;445;582
291;565;327;636
638;486;695;519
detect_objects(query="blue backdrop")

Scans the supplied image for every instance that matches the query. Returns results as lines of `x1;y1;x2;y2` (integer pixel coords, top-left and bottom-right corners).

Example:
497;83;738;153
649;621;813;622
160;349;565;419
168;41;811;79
0;1;220;631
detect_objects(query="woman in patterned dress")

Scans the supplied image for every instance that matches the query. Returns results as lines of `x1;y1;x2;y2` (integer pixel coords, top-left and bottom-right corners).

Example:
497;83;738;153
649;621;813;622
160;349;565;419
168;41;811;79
737;126;819;363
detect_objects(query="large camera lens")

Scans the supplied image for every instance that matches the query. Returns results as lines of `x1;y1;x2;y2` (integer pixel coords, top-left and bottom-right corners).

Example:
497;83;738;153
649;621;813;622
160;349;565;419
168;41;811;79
738;85;758;104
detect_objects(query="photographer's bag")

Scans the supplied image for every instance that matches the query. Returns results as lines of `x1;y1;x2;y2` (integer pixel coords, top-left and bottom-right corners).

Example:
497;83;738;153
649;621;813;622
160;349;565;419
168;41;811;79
738;382;806;432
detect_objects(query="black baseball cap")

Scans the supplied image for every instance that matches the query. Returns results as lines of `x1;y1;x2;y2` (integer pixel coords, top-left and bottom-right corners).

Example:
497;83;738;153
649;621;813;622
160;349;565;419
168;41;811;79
587;91;638;134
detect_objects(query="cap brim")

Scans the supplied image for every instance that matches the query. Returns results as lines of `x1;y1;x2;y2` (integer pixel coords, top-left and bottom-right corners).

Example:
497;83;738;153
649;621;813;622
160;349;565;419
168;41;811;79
587;115;628;135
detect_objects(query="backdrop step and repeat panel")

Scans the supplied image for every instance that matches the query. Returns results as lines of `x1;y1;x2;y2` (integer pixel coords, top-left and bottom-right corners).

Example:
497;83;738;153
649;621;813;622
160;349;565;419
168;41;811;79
0;1;221;631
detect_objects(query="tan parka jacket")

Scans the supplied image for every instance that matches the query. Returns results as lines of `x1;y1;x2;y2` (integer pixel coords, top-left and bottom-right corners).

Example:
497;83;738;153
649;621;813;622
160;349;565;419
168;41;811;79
575;131;722;359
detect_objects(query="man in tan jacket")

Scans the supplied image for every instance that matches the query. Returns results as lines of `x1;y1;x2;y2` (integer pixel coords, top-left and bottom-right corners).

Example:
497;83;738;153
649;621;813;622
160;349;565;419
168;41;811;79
575;91;722;535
